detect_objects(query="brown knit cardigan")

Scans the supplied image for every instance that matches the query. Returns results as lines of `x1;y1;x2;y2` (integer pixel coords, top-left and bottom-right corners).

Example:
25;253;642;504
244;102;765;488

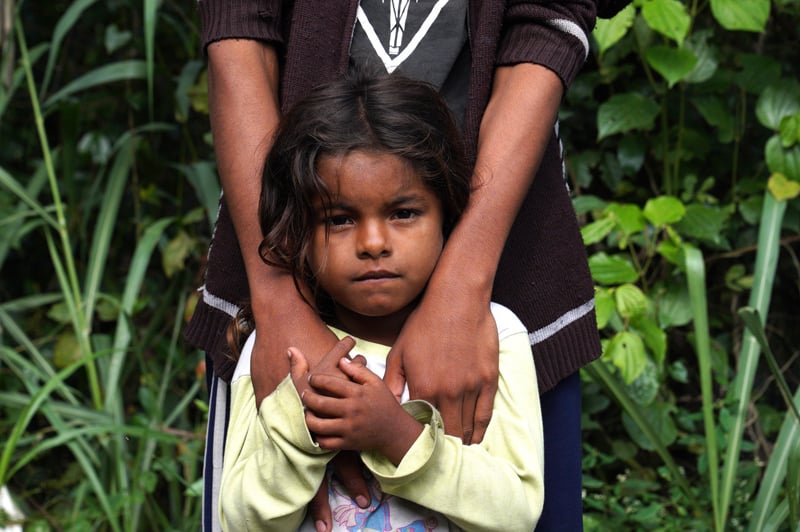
186;0;627;392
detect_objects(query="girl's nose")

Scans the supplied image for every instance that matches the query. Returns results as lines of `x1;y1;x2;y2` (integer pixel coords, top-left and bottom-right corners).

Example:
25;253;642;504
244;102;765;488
356;220;391;259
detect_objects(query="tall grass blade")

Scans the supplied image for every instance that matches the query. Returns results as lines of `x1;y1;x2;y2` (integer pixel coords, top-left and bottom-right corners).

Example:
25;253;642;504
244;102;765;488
0;391;108;424
789;439;800;529
0;306;79;404
738;308;800;423
748;386;800;531
0;161;52;267
0;347;103;483
0;164;57;229
45;229;102;407
17;14;101;408
104;216;174;411
720;191;787;525
103;217;175;528
684;246;721;531
8;423;181;479
144;0;158;119
1;344;122;529
83;136;140;324
0;43;47;119
43;59;146;109
174;161;221;231
761;499;789;532
40;0;99;96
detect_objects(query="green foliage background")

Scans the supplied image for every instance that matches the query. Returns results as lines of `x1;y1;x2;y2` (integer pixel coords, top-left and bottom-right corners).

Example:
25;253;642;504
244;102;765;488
0;0;798;529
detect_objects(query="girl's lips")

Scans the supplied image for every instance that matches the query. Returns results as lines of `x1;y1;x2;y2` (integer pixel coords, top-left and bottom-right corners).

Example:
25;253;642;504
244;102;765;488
354;270;400;281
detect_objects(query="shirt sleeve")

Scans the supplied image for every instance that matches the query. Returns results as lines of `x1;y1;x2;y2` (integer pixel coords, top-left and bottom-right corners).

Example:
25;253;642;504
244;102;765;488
360;316;545;531
219;375;335;531
496;0;598;87
197;0;285;50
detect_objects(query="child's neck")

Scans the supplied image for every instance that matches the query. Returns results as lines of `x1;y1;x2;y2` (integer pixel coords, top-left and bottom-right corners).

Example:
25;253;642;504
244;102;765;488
328;303;415;347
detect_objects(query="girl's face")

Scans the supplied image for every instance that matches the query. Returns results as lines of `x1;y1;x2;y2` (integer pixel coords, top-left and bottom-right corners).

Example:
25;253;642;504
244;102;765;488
309;150;445;344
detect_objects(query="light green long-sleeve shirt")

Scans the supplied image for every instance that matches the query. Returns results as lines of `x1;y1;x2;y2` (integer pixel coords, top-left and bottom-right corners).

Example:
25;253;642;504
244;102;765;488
220;303;544;531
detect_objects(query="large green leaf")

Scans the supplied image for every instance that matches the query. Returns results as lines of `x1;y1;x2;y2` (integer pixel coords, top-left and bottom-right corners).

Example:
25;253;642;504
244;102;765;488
597;92;660;140
605;330;647;384
657;283;693;328
632;314;667;366
735;53;781;94
626;359;660;406
765;136;800;182
674;204;730;246
607;203;646;235
615;283;648;319
581;216;616;245
756;80;800;131
593;4;635;55
588;252;639;284
768;173;800;201
781;113;800;147
641;0;691;45
645;45;697;87
644;196;686;226
710;0;770;32
692;95;735;143
683;30;718;84
622;399;678;450
595;287;616;329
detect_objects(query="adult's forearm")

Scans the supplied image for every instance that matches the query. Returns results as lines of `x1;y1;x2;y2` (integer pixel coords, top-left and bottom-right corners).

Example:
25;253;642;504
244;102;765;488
207;40;334;403
207;39;280;292
430;63;564;295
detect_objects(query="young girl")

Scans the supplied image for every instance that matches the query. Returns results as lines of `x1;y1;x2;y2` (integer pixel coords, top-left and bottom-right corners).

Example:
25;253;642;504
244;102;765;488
220;75;544;531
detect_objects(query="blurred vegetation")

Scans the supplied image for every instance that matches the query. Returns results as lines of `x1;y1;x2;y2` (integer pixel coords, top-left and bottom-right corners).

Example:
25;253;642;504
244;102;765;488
0;0;798;530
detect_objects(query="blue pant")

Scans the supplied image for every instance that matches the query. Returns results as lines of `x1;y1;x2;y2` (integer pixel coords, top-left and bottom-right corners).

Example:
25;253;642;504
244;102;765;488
536;371;583;531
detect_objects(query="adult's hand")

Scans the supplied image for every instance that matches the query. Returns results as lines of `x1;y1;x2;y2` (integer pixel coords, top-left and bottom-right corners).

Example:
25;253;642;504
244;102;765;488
385;277;498;444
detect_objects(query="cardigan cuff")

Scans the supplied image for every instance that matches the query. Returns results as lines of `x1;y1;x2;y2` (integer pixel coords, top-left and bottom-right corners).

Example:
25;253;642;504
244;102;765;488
198;0;285;51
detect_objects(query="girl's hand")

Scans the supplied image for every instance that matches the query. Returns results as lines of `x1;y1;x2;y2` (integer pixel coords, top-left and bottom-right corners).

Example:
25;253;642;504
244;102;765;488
301;347;423;465
288;337;357;414
288;338;373;523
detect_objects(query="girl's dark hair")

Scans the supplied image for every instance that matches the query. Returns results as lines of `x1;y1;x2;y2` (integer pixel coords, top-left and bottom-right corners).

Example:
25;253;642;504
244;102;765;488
257;73;472;286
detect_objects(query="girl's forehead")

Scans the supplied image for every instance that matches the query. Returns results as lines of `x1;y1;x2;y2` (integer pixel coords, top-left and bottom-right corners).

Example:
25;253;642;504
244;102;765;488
317;151;422;188
314;150;440;208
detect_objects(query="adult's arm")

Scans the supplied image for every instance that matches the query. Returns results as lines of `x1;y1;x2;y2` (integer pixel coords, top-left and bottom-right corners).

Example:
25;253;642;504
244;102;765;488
205;33;372;528
385;63;563;443
364;306;545;530
206;39;339;405
385;0;599;444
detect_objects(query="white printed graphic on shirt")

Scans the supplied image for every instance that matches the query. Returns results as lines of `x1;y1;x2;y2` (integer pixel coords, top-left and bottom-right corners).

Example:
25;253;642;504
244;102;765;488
357;0;450;73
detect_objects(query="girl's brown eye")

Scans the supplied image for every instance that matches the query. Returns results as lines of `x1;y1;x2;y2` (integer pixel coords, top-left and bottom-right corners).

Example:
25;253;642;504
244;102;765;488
393;209;418;220
327;215;352;226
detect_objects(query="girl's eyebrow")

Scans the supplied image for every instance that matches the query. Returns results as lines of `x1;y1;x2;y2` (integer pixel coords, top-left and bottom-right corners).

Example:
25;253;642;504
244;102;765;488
390;193;429;206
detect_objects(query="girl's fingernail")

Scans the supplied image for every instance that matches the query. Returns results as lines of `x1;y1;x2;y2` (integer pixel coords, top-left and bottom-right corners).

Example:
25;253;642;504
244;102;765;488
315;520;327;532
356;495;369;508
